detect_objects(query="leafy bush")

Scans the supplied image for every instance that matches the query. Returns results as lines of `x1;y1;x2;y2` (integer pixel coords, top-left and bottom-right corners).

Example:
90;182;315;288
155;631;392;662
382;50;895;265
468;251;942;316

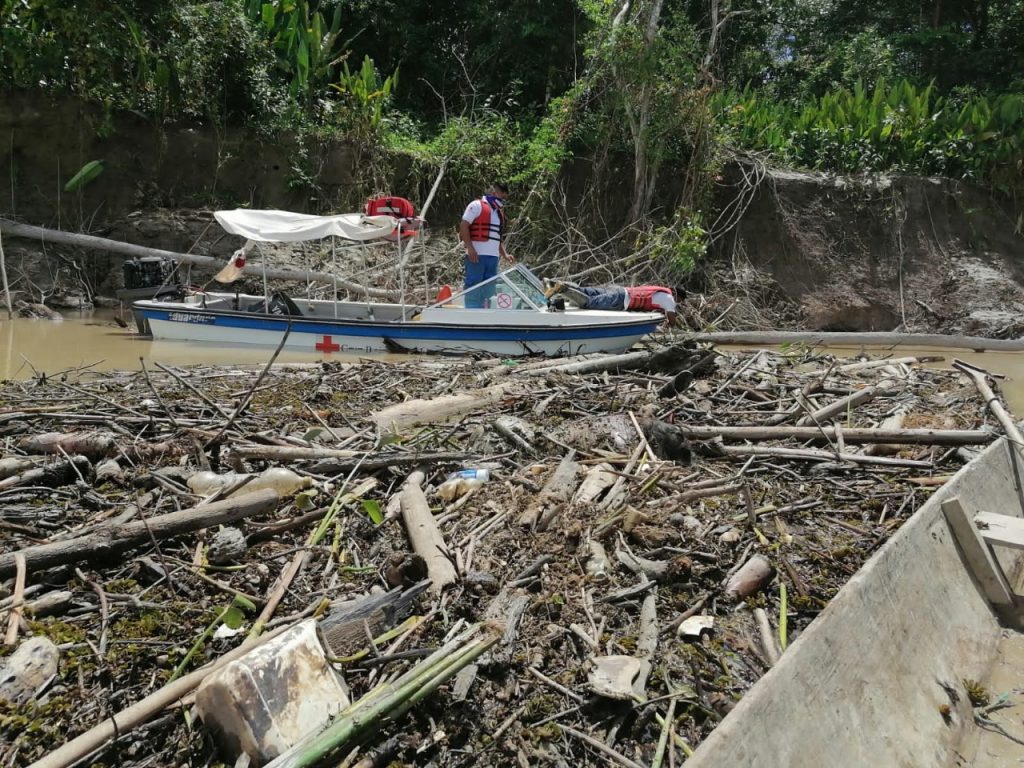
714;79;1024;192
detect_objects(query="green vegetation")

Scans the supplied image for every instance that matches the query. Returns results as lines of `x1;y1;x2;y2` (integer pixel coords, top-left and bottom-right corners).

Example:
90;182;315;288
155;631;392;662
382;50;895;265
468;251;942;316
2;0;1022;272
715;79;1024;192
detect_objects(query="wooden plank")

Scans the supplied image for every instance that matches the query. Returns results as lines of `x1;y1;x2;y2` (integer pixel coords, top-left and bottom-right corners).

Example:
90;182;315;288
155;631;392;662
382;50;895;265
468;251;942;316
941;498;1015;607
975;511;1024;551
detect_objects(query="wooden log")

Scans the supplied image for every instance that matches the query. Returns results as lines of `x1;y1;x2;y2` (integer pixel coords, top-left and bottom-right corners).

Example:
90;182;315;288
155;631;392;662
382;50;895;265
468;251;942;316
519;451;581;528
674;425;992;446
0;489;280;578
0;455;93;492
0;218;394;299
795;382;887;426
399;471;457;594
837;356;941;373
229;444;466;471
0;457;34;480
17;431;118;460
714;444;932;468
954;361;1024;451
318;581;430;656
863;411;907;455
687;330;1024;352
724;554;774;600
518;350;653;377
372;383;518;437
4;554;26;646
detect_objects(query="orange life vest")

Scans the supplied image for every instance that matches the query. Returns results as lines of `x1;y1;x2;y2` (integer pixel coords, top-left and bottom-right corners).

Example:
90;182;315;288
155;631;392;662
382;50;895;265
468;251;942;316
364;195;421;240
365;195;416;219
626;285;672;312
468;197;505;243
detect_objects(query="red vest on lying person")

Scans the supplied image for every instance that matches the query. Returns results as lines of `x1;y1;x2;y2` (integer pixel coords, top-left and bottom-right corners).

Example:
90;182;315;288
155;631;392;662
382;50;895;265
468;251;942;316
626;285;673;312
468;198;505;243
364;196;421;240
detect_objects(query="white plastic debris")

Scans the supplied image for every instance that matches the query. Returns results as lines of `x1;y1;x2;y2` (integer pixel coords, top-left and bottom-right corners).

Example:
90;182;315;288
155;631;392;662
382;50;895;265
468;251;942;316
677;615;715;640
196;619;350;765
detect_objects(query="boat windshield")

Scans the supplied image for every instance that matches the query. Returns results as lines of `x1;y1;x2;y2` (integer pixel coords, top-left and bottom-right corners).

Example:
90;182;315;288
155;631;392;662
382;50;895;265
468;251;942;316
434;265;549;310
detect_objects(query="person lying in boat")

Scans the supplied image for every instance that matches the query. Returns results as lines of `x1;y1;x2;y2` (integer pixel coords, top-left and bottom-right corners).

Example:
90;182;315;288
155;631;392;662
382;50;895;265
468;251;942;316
547;281;684;325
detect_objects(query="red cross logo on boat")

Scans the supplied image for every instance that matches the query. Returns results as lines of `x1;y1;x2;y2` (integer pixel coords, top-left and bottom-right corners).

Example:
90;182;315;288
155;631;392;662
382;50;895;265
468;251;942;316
316;336;341;353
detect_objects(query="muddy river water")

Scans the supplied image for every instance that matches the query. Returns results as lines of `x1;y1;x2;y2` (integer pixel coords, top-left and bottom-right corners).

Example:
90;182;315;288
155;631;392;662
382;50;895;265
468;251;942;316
3;311;1024;416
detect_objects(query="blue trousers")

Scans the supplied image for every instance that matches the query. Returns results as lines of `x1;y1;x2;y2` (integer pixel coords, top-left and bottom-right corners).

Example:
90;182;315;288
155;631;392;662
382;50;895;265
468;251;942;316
464;254;499;308
575;286;627;310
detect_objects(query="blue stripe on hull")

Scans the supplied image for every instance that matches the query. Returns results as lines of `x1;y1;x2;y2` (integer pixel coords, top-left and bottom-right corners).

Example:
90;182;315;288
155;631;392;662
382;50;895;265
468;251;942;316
138;308;660;344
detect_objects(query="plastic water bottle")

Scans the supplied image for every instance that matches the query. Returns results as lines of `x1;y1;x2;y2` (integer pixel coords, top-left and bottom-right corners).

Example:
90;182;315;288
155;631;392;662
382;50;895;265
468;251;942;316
437;468;491;501
188;468;312;498
448;469;490;483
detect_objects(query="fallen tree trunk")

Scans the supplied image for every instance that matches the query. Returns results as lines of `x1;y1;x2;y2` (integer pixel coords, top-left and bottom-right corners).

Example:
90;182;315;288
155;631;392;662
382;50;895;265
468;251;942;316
675;425;993;445
687;330;1024;352
713;444;932;468
0;489;280;577
229;444;466;472
0;218;394;300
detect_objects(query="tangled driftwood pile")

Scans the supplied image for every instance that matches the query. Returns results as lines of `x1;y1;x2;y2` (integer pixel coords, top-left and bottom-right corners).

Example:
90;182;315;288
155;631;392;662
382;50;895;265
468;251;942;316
0;343;1010;767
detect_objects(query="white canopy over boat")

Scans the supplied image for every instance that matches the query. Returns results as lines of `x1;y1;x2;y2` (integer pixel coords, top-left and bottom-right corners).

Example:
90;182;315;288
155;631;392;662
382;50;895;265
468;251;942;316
213;209;399;243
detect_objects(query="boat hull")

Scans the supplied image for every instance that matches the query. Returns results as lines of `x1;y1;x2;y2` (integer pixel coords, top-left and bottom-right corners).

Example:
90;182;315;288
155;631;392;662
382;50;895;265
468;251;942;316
133;302;661;357
686;440;1024;767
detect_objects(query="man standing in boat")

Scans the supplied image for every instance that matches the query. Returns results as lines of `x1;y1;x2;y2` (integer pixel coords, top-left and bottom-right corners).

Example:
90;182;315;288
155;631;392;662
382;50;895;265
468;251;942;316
458;183;514;308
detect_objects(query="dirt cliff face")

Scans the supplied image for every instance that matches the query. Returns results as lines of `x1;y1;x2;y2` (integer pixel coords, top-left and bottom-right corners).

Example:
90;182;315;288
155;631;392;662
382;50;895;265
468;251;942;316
709;165;1024;337
2;89;1021;335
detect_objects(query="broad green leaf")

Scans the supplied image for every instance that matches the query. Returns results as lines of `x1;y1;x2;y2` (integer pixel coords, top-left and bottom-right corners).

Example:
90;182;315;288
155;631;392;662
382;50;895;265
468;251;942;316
361;499;384;525
222;605;246;629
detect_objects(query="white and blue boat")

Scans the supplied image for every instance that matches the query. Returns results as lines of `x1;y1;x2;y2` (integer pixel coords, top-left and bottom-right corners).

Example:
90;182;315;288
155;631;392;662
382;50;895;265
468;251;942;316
131;210;663;357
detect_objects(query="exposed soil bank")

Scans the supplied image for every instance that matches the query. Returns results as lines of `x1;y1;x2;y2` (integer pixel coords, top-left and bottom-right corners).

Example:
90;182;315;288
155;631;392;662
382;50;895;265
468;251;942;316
707;164;1024;338
2;92;1022;336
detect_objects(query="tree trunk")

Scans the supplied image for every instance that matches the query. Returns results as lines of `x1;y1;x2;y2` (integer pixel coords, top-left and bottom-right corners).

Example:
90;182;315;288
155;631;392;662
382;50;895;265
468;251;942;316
0;489;279;577
0;219;394;300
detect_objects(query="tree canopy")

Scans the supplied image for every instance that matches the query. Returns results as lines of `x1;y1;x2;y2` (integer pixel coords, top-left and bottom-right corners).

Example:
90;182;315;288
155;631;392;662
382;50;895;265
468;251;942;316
2;0;1022;270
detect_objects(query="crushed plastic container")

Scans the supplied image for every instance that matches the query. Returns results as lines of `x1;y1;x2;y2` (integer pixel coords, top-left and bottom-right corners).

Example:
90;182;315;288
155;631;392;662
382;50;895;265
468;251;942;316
195;619;350;766
436;468;491;501
187;467;312;498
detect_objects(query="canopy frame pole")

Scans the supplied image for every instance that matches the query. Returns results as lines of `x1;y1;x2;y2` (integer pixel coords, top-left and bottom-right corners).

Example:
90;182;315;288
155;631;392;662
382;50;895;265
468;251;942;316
332;238;338;319
261;246;269;314
361;241;374;320
398;223;408;321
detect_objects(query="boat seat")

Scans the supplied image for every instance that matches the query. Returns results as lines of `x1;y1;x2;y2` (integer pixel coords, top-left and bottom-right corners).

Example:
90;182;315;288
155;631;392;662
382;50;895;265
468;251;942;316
942;496;1023;608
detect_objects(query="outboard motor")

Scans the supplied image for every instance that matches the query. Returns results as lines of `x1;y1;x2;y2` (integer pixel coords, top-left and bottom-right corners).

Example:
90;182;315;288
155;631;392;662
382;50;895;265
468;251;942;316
123;257;175;292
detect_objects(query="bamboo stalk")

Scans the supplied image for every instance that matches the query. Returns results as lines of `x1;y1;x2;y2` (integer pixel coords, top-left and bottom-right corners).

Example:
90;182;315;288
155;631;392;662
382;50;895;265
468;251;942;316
954;361;1024;450
267;623;499;768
